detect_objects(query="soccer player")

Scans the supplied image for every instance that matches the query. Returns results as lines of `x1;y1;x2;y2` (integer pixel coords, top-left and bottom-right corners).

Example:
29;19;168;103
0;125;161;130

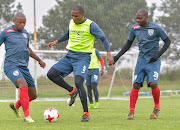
110;8;171;119
86;48;104;109
47;5;113;122
0;12;46;122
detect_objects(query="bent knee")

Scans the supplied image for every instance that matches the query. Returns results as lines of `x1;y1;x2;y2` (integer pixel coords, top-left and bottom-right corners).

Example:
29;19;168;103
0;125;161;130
133;83;141;90
149;82;157;89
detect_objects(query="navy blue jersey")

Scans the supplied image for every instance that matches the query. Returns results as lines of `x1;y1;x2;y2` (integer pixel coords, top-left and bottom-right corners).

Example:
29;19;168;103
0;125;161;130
128;22;168;60
0;26;30;67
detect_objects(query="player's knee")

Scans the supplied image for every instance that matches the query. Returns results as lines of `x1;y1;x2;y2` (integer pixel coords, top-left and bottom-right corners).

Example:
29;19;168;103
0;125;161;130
133;83;141;90
47;68;58;80
149;82;157;89
75;75;84;88
16;77;28;88
47;69;54;80
30;93;37;100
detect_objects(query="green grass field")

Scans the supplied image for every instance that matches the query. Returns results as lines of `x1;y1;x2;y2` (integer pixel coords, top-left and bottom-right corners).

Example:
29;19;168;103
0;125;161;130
0;96;179;130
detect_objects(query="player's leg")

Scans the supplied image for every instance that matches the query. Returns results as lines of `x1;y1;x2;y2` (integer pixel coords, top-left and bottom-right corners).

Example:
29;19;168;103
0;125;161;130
147;59;161;119
75;75;90;121
92;83;99;109
47;57;76;93
87;85;94;108
91;71;99;109
15;78;34;122
73;57;90;122
126;83;141;120
127;57;145;120
5;66;32;122
86;74;94;108
14;67;37;110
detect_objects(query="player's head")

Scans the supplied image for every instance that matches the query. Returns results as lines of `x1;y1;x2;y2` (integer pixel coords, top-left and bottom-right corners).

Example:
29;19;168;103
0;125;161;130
13;12;26;31
136;8;148;27
71;5;84;24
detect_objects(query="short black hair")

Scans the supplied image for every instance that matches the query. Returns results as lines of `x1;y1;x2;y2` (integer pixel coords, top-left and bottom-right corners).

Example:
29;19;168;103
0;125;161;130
72;5;84;14
14;12;26;20
136;8;148;16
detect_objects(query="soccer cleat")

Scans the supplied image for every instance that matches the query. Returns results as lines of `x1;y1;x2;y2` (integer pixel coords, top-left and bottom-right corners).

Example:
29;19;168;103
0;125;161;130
150;108;160;119
81;112;90;122
94;102;99;109
69;87;78;106
24;116;35;122
126;112;134;120
88;103;94;109
9;103;21;118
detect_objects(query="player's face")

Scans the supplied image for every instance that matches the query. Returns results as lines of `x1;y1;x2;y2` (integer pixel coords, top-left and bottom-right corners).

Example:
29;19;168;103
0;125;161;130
13;18;26;31
136;13;148;27
71;11;84;24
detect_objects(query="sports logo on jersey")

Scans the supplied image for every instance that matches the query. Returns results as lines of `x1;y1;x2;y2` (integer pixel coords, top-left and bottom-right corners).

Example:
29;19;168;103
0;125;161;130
23;33;27;38
81;65;86;73
153;71;159;80
6;29;15;33
133;25;141;30
13;70;19;76
94;75;98;81
148;29;154;36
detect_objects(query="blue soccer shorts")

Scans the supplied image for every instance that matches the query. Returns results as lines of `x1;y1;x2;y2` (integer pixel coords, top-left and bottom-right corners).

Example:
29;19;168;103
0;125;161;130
52;56;91;78
4;64;35;88
133;57;161;87
85;69;99;86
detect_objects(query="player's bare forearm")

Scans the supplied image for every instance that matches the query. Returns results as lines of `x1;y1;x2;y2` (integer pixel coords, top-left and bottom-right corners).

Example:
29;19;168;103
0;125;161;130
48;40;58;50
106;52;114;65
28;46;46;68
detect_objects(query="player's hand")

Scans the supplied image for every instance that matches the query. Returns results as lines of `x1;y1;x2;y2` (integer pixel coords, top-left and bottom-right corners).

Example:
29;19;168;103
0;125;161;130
106;52;114;66
48;40;58;50
39;60;46;68
100;69;104;76
149;54;159;63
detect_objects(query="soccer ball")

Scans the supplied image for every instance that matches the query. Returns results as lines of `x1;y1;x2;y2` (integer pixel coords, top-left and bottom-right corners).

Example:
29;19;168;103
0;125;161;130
67;98;75;106
67;98;71;105
43;108;59;123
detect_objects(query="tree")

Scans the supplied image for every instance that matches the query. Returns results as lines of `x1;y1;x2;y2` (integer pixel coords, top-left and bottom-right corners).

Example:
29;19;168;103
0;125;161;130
35;0;154;51
156;0;180;63
0;0;15;30
0;0;23;30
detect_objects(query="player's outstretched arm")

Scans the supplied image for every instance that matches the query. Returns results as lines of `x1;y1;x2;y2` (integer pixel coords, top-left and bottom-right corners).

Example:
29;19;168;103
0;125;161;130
149;37;171;63
113;40;133;64
48;40;58;50
28;45;46;68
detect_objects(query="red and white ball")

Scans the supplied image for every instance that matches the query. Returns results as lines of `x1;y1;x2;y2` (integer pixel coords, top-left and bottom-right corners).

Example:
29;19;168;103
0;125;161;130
43;108;59;123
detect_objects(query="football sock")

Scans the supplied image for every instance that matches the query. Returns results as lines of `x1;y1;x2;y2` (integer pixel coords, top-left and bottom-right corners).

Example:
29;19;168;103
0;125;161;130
15;97;35;109
87;85;93;104
129;88;139;114
92;83;99;102
69;87;76;95
75;75;88;112
152;86;160;110
47;67;73;92
20;87;30;117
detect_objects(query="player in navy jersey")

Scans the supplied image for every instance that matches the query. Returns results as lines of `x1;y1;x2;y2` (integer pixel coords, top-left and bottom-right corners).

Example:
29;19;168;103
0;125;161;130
47;5;113;122
86;48;104;109
110;8;171;119
0;12;46;122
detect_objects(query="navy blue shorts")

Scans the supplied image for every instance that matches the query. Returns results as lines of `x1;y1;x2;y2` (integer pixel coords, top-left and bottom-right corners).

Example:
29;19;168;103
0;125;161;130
133;57;161;87
85;69;99;86
52;56;91;78
4;64;35;88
